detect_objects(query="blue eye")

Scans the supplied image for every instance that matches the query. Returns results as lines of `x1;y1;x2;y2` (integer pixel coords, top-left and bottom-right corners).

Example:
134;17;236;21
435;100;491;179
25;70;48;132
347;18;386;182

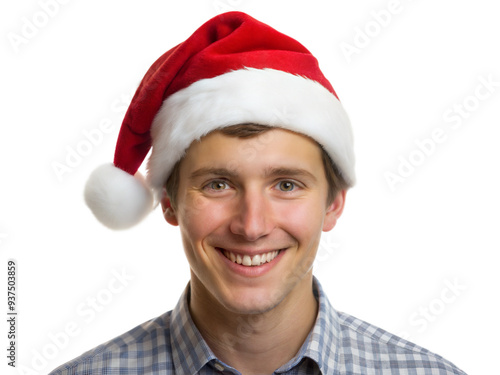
277;181;295;192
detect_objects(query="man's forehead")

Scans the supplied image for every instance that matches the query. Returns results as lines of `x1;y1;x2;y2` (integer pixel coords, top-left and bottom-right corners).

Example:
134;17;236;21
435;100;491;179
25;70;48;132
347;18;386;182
180;128;323;173
187;127;319;153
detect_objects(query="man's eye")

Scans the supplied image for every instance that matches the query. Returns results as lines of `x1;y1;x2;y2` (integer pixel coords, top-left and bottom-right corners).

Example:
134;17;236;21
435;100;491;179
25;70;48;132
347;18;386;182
276;181;295;192
206;181;230;191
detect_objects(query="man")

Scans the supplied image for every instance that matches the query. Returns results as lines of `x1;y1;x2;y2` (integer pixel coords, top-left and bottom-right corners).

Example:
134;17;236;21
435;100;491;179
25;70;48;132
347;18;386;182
50;11;466;375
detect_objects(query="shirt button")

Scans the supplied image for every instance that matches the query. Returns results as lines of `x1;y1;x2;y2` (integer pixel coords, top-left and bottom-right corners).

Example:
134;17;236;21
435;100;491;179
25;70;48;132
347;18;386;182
214;363;225;372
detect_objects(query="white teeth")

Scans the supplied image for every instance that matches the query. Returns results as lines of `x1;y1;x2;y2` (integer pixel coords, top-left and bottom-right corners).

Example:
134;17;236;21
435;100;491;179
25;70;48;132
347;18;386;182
251;254;261;266
222;249;281;267
242;255;252;266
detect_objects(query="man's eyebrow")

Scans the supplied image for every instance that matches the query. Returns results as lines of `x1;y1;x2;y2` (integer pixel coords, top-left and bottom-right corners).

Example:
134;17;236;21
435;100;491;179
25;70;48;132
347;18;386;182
189;166;317;181
189;167;238;180
263;167;317;181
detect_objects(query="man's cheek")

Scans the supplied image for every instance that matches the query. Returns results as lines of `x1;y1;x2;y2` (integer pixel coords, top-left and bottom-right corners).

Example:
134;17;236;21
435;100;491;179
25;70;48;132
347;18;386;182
178;196;212;226
278;202;319;228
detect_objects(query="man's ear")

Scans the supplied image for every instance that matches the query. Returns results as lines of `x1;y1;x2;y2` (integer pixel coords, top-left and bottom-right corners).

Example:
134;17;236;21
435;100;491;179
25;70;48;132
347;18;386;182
322;189;346;232
161;190;179;226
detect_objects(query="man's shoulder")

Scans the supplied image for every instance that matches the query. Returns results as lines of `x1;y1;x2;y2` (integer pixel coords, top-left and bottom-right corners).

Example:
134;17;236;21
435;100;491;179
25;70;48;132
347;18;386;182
48;311;173;375
336;311;467;374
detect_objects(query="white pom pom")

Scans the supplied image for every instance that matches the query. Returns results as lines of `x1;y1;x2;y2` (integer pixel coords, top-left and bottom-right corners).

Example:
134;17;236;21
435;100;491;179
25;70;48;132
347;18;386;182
84;163;154;230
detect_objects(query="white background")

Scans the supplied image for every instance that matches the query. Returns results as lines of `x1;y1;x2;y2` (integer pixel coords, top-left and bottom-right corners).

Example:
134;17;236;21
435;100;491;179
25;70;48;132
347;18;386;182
1;0;499;374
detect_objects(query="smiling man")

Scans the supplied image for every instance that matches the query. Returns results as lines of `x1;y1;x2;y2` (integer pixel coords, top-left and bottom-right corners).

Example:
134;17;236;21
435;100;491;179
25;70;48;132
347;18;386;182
49;11;466;375
161;127;344;374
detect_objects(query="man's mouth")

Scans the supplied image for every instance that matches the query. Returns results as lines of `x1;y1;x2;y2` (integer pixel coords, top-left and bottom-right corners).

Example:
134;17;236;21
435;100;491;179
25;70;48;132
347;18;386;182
217;248;282;267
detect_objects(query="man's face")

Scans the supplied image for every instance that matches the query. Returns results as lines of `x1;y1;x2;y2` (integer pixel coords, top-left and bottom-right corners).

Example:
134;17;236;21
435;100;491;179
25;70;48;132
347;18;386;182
163;128;345;315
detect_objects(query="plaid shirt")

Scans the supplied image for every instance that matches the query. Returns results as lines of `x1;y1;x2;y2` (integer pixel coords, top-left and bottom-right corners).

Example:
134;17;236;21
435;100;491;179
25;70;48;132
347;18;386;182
49;278;466;374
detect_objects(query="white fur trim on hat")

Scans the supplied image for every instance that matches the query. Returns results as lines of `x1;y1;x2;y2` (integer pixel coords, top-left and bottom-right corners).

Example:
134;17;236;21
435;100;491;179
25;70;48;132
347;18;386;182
147;68;355;196
84;163;154;230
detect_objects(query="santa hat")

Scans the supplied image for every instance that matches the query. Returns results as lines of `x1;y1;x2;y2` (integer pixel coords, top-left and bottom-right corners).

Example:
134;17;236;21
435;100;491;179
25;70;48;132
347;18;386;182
84;11;355;230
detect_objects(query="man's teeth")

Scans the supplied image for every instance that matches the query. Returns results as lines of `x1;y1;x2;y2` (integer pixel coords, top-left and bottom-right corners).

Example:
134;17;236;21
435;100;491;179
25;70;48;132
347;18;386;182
222;250;280;267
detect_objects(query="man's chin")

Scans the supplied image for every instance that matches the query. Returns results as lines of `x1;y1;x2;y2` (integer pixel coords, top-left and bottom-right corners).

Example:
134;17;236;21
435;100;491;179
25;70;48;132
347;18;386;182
220;288;286;316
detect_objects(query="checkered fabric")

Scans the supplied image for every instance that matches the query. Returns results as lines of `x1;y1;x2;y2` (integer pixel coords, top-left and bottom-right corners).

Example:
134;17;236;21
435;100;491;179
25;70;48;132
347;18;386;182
49;278;466;374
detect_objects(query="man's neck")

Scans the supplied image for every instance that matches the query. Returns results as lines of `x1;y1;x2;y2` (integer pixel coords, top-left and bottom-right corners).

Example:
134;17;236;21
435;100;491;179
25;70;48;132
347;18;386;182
188;274;318;375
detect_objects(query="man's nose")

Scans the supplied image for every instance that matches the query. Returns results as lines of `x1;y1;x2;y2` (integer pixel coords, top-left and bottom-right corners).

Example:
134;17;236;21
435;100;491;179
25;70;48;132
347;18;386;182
229;189;274;241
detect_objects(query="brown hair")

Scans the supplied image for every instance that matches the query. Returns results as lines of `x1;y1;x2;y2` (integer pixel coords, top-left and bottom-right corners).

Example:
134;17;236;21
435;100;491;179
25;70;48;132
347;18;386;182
164;124;348;208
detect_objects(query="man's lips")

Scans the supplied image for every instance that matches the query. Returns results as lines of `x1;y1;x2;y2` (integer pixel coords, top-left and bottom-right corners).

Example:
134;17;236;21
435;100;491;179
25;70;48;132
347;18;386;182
215;247;283;267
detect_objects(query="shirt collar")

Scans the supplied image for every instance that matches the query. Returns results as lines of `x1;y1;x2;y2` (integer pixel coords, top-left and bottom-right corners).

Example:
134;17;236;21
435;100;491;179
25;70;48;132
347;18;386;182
170;284;218;374
170;277;341;374
274;277;341;374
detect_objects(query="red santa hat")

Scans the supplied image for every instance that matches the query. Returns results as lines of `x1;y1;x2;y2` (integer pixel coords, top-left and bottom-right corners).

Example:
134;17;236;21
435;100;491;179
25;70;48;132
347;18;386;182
84;11;355;230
